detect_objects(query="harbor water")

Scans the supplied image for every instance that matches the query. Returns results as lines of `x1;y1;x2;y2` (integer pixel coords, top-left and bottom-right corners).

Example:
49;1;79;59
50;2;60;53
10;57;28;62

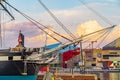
0;76;36;80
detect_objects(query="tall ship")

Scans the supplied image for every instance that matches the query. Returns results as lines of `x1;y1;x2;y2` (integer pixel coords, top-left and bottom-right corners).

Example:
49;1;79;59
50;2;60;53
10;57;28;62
0;0;119;80
0;0;44;76
0;30;39;75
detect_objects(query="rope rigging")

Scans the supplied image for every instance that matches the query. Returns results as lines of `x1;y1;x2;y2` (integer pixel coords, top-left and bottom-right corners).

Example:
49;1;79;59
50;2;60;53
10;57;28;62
0;1;14;20
78;0;113;26
76;25;116;40
28;25;116;59
2;0;73;43
0;0;15;47
77;0;117;49
2;0;72;43
3;0;61;43
84;28;112;48
78;25;116;49
83;30;108;43
96;29;112;48
1;0;117;59
38;0;76;40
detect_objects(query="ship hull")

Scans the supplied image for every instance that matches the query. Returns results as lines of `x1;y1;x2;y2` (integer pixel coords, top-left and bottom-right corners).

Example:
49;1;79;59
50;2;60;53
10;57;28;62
0;76;36;80
0;60;37;75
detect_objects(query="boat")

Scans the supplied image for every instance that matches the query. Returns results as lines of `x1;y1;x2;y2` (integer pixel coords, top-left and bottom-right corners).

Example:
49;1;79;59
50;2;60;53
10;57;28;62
0;0;38;76
0;1;118;80
0;30;39;75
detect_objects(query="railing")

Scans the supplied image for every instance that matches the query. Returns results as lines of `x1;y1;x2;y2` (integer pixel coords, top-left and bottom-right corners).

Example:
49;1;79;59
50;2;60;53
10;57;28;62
49;67;120;74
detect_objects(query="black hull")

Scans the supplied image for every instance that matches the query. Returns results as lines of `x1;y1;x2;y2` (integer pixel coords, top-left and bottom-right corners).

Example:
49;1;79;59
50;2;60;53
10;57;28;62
0;60;38;76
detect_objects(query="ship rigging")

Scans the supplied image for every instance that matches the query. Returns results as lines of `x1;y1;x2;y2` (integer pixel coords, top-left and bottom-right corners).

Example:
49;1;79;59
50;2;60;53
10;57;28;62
0;0;119;77
0;0;117;63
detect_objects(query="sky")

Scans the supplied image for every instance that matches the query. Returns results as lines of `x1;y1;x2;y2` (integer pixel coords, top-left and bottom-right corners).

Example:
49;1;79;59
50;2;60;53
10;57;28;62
0;0;120;48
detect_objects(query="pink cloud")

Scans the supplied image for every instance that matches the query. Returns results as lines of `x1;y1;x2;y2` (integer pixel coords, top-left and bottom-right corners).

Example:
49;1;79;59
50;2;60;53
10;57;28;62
3;21;63;47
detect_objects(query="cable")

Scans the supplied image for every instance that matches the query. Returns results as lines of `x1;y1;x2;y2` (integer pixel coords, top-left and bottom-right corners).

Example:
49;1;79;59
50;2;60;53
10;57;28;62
80;25;116;48
83;30;106;43
83;30;107;48
38;0;76;40
96;29;112;48
78;0;113;26
3;0;72;42
77;25;116;41
22;15;62;43
0;2;14;20
3;0;66;43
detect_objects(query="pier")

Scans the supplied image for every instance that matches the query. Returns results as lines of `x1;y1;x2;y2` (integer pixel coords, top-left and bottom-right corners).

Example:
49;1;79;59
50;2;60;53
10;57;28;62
37;73;97;80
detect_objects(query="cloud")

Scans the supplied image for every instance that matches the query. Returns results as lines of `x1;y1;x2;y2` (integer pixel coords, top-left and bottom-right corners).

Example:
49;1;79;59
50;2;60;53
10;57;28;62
3;19;120;49
3;21;60;47
55;20;120;49
25;27;61;48
35;2;120;48
38;1;120;34
5;22;69;48
74;20;120;48
106;25;120;42
75;20;104;48
76;20;103;36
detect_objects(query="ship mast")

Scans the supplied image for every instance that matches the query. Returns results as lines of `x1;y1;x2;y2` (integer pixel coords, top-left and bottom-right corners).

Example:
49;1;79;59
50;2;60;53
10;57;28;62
0;0;14;47
0;14;2;47
0;0;2;47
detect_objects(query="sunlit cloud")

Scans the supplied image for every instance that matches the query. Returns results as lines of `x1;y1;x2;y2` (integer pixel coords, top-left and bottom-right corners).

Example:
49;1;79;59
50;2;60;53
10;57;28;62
25;27;60;48
74;20;120;48
2;21;58;47
76;20;103;36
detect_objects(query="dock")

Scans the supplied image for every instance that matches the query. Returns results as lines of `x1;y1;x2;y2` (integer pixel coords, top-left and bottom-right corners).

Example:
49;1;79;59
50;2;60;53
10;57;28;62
37;73;97;80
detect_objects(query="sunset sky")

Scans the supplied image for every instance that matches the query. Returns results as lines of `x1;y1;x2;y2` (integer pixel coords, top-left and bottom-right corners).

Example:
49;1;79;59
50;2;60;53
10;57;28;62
0;0;120;48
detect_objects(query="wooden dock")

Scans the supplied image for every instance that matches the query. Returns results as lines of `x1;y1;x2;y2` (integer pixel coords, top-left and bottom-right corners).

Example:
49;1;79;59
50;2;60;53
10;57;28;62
37;73;98;80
